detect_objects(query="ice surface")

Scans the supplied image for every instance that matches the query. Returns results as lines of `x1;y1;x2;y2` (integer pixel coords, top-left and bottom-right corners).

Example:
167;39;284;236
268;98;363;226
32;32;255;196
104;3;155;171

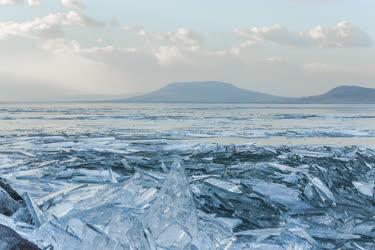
1;140;375;249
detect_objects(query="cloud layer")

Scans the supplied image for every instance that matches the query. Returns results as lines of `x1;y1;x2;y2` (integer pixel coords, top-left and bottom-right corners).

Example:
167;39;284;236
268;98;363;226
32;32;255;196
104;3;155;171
235;21;373;48
0;0;40;6
0;11;100;40
61;0;85;10
0;4;374;100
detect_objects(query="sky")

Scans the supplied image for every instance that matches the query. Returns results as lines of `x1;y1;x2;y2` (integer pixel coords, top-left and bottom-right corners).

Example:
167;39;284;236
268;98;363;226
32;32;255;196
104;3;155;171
1;0;375;101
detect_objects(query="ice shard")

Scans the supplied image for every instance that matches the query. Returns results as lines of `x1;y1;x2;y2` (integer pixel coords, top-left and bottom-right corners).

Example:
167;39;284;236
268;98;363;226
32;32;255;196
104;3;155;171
235;228;318;249
108;168;118;184
0;223;40;250
22;192;46;227
65;218;127;250
0;187;20;216
31;218;127;250
251;180;311;211
303;175;336;207
103;209;150;249
1;140;375;248
0;178;24;203
143;160;199;249
352;181;374;197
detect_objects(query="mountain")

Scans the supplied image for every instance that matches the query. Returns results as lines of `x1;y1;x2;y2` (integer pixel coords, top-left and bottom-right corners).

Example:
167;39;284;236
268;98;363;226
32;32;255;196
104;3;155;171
122;81;287;103
116;82;375;104
298;85;375;104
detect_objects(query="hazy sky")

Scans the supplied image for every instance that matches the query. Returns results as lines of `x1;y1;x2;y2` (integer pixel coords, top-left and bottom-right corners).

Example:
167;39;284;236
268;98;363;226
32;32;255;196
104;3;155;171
1;0;375;100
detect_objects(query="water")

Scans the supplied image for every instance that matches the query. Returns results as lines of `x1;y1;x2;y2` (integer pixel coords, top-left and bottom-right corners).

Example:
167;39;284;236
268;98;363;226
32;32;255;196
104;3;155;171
1;103;375;146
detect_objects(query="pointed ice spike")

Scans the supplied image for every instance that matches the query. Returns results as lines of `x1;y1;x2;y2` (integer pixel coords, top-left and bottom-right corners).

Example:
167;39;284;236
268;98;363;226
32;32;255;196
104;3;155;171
22;192;45;227
144;159;198;249
108;168;118;184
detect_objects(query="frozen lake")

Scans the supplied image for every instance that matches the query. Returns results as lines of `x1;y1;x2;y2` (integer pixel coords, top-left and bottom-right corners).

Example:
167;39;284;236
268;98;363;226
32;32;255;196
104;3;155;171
0;103;374;249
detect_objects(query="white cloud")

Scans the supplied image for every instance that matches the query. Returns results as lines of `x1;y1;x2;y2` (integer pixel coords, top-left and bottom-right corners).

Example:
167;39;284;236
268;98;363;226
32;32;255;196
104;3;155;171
122;27;203;65
123;25;148;37
0;0;40;6
41;38;143;65
235;21;373;48
123;27;201;48
151;29;202;65
0;11;101;40
153;46;187;65
235;24;309;47
61;0;85;10
41;38;81;55
159;28;201;50
0;0;85;10
308;21;373;48
0;13;374;99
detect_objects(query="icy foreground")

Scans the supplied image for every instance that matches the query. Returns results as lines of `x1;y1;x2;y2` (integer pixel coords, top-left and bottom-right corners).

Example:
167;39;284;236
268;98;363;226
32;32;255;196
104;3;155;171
0;142;374;249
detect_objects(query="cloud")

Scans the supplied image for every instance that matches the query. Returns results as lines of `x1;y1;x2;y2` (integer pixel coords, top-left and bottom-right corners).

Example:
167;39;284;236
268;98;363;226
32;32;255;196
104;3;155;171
235;25;309;47
152;29;202;65
41;38;81;55
122;27;203;65
0;0;40;6
123;25;148;37
308;21;373;48
123;26;201;47
0;11;101;40
158;28;201;49
1;11;374;99
235;21;373;48
61;0;85;10
153;46;187;65
41;38;146;65
0;0;86;9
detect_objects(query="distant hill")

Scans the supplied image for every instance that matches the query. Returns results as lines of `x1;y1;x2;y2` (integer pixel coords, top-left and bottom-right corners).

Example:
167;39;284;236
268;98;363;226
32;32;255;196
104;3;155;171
122;81;286;103
298;85;375;104
115;82;375;104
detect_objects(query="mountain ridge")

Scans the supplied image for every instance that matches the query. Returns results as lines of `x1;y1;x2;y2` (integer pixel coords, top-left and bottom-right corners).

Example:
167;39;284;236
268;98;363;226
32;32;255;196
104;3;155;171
116;82;375;104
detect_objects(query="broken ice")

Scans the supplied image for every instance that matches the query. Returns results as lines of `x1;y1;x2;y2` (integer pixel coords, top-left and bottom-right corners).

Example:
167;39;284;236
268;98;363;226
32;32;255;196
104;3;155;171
1;141;375;249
